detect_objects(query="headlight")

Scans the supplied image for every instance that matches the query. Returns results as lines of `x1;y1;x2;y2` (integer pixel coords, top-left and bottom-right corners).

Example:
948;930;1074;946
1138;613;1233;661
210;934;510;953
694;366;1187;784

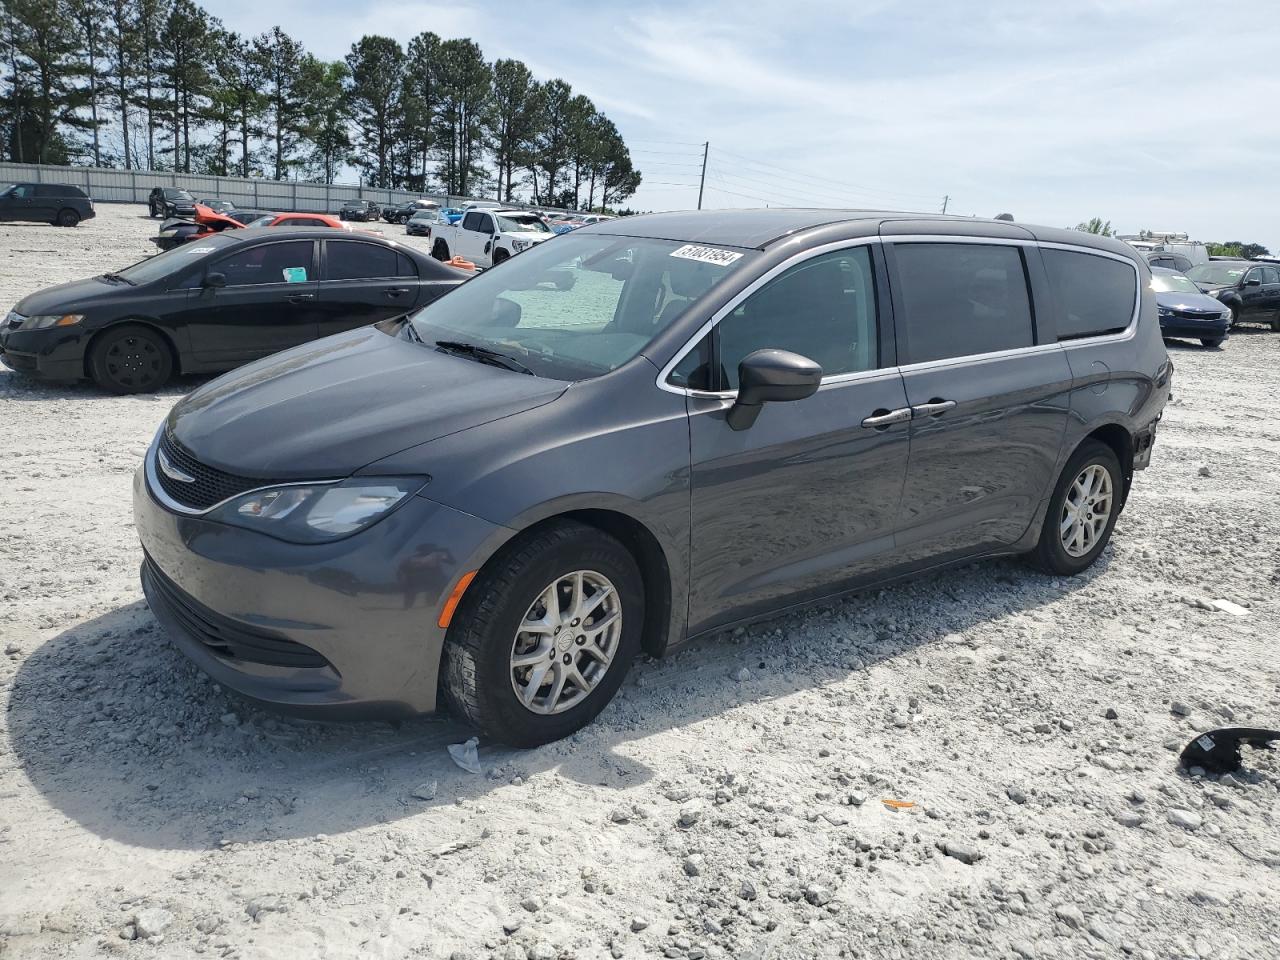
23;313;84;329
511;239;529;252
1157;305;1172;317
206;476;427;543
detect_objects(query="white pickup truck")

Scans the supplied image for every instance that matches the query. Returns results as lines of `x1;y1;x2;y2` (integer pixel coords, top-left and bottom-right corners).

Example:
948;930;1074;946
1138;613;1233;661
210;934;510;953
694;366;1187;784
426;208;555;268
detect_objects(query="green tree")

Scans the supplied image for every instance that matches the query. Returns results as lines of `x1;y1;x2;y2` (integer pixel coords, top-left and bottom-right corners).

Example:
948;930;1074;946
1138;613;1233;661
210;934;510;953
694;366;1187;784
401;31;440;190
158;0;211;172
1075;217;1113;237
529;78;571;205
434;37;490;196
484;58;539;202
252;25;304;180
67;0;108;165
594;119;640;210
1207;241;1270;259
296;54;349;183
564;92;596;209
8;0;91;163
345;34;404;188
135;0;170;168
104;0;137;168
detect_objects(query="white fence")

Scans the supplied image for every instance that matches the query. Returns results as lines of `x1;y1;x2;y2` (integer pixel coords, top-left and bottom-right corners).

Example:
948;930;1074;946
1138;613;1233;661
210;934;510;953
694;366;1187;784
0;161;555;215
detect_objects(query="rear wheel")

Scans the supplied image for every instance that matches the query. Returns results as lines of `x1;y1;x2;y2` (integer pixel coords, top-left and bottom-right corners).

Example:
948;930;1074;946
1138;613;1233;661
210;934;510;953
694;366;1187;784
1271;317;1280;332
88;324;173;394
442;521;643;747
432;239;451;261
1027;440;1122;576
1201;337;1224;348
56;208;80;227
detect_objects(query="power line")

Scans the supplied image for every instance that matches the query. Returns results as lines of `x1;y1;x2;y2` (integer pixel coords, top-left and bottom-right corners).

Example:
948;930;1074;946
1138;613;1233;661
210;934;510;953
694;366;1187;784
707;163;927;212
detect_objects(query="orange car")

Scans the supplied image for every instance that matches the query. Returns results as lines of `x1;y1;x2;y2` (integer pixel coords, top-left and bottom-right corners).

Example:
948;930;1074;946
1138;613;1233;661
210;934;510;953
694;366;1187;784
153;206;364;250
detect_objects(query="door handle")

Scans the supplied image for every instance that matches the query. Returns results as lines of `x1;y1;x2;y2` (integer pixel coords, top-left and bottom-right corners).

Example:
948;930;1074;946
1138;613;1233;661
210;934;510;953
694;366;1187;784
287;293;315;303
912;399;956;417
861;407;912;429
383;286;410;298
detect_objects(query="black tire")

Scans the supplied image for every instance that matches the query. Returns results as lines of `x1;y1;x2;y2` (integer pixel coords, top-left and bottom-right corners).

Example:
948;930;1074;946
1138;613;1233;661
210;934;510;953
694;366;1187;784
492;249;510;266
149;201;159;218
1228;307;1239;328
1027;439;1123;576
87;324;174;394
1201;337;1224;348
1271;317;1280;333
442;521;644;747
56;208;80;227
432;239;451;261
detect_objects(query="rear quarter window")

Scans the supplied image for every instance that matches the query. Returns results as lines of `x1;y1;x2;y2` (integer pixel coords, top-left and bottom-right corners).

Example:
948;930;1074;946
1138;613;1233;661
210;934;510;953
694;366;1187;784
1042;249;1137;340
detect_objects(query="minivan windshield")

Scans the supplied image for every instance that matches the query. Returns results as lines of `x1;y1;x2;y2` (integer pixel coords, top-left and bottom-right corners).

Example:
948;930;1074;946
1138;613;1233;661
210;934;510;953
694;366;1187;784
114;234;237;285
1150;272;1200;294
1187;263;1245;285
407;233;755;380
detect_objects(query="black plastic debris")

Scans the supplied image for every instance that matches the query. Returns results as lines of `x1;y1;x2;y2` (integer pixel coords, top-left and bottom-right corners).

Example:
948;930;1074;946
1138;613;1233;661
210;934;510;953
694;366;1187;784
1179;727;1280;775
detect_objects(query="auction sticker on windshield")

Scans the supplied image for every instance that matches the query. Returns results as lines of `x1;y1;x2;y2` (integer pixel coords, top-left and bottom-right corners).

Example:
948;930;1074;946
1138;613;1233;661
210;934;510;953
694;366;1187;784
670;244;743;266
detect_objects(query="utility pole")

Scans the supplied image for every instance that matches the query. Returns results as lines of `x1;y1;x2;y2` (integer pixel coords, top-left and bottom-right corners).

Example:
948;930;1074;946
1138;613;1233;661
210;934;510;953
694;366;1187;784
697;141;709;210
941;195;950;214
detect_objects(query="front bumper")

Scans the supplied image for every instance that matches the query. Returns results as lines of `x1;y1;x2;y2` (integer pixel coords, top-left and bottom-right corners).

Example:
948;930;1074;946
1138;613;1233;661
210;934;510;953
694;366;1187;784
0;324;86;380
1159;316;1230;340
133;460;512;719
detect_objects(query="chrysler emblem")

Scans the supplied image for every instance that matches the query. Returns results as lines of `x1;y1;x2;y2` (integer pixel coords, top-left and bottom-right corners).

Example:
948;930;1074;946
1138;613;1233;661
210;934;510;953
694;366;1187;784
157;447;195;483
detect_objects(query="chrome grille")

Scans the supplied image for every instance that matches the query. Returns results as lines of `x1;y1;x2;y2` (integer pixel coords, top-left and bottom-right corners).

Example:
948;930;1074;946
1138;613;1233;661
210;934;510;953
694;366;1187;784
155;427;283;512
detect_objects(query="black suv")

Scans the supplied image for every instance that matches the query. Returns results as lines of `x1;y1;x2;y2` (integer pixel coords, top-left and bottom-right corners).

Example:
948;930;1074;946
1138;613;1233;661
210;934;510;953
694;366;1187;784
0;182;95;227
340;199;380;222
1186;260;1280;330
383;200;438;224
149;187;197;219
129;210;1172;747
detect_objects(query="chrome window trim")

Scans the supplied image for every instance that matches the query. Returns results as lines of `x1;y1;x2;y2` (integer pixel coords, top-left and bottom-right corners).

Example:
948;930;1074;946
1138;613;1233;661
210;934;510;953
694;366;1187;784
144;427;338;517
656;236;882;397
656;233;1146;399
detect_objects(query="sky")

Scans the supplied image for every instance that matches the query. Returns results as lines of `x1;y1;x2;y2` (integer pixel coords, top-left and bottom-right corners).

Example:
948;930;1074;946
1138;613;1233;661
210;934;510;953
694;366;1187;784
207;0;1280;251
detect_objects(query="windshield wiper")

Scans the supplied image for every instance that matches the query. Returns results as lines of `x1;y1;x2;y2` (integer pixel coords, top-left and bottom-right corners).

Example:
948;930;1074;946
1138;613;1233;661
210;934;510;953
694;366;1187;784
100;271;134;285
434;339;535;376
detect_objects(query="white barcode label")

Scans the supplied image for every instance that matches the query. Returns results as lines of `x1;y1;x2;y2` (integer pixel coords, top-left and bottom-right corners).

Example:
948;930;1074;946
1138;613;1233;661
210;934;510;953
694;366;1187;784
670;244;743;266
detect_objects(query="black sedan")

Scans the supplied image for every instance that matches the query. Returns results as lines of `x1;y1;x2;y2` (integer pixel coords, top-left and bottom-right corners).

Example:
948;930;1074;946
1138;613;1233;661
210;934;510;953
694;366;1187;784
0;228;468;393
1150;267;1232;347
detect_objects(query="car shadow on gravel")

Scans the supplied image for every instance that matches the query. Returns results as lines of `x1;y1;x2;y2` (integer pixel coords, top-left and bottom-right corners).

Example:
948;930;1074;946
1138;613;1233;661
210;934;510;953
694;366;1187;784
0;372;214;401
5;553;1108;851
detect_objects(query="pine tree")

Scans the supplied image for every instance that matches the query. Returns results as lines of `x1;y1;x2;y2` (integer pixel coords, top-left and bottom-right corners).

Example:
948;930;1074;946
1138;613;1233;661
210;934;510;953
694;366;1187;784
252;26;303;180
345;35;404;189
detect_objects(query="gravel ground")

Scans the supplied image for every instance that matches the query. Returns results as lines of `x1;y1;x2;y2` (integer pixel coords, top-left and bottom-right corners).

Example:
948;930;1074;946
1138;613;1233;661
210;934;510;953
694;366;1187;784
1;204;1278;960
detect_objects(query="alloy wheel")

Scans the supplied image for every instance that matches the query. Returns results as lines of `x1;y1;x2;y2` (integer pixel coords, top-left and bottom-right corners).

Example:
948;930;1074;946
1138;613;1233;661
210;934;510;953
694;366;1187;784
509;570;621;715
1059;463;1112;558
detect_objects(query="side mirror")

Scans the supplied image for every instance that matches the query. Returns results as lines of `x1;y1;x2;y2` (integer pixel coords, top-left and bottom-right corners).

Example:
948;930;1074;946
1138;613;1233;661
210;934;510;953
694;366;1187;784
203;272;227;289
1245;277;1261;286
726;349;822;431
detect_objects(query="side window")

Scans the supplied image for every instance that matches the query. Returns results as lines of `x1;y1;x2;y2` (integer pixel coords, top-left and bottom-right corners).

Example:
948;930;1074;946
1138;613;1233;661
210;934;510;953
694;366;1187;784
477;214;494;234
11;184;32;198
462;212;482;231
1042;248;1137;340
215;241;313;286
325;241;401;281
893;243;1034;363
717;246;879;391
1261;266;1280;284
396;253;417;278
1245;268;1264;285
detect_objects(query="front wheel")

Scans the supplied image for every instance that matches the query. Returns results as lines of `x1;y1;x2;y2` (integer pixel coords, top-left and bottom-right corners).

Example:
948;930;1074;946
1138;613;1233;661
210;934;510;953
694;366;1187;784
1201;337;1224;348
492;249;510;266
432;239;451;261
88;324;173;394
1027;440;1122;576
442;521;644;747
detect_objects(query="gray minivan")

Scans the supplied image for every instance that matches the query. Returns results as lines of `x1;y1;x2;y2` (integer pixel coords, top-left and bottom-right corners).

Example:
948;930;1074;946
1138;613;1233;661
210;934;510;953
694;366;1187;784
134;210;1171;745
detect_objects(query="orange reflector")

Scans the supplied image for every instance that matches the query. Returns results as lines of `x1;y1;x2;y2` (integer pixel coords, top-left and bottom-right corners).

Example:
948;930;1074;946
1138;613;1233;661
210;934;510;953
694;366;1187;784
882;799;916;810
437;571;477;629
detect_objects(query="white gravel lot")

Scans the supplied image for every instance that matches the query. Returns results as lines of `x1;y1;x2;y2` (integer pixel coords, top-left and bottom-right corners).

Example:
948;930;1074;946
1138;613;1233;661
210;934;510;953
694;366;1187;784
1;204;1278;960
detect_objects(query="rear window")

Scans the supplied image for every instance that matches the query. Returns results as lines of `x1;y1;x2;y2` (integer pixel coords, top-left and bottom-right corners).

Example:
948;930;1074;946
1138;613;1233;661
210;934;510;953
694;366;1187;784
35;184;85;198
892;243;1035;363
1042;249;1137;340
325;240;415;280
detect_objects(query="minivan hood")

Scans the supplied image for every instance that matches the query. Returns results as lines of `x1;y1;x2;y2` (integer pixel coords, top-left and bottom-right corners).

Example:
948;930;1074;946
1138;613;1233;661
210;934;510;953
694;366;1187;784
168;324;567;478
14;276;120;315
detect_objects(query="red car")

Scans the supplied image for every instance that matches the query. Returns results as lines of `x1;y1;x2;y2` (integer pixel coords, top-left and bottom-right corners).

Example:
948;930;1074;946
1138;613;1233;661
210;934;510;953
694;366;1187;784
153;207;359;250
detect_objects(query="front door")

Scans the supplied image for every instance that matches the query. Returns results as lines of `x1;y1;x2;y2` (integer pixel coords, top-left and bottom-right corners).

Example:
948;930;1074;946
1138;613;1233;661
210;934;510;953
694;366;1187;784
0;184;35;222
1258;266;1280;324
684;243;911;633
316;238;421;337
178;238;321;365
1238;266;1271;323
885;240;1071;564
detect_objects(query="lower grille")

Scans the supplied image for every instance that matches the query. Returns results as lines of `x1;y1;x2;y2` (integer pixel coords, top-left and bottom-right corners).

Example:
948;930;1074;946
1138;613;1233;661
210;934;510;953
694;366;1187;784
156;427;283;511
1170;309;1223;322
1;350;37;370
144;557;331;669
